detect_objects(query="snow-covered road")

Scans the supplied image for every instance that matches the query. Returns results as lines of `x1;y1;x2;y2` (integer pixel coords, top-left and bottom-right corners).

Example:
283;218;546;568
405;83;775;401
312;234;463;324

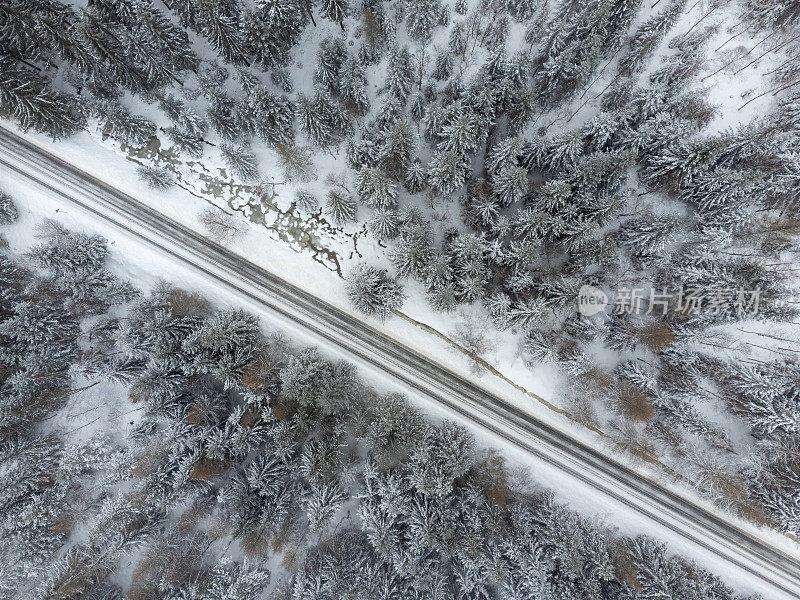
2;124;798;599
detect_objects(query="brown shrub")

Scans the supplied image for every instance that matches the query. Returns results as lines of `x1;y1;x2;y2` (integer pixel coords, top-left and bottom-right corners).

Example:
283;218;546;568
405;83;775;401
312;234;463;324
163;286;212;318
637;321;675;351
199;207;242;243
208;514;229;540
242;529;272;559
472;449;510;506
189;458;226;481
178;501;206;532
240;350;283;394
132;445;161;479
275;143;314;182
616;383;655;422
609;421;660;464
611;539;642;592
273;402;291;421
238;407;260;428
50;510;77;536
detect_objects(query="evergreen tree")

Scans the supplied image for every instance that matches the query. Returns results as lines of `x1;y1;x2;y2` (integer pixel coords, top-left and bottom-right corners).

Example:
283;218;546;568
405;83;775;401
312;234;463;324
294;190;319;213
220;142;259;180
345;263;405;320
404;0;445;43
356;167;398;209
321;0;349;28
492;166;529;206
238;74;296;146
326;188;358;225
340;57;369;115
369;208;400;239
405;158;428;193
96;102;156;147
409;421;475;497
298;87;349;147
0;191;18;225
167;0;249;65
240;0;308;68
0;60;85;139
315;36;347;92
427;149;469;196
385;46;415;100
137;164;176;190
619;0;687;76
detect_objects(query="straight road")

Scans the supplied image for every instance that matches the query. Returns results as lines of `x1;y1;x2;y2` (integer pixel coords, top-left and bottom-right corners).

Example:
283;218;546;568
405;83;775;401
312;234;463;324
1;124;798;598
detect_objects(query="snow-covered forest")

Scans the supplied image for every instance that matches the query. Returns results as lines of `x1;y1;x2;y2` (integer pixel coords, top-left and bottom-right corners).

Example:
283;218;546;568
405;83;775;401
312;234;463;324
2;0;800;562
0;197;764;600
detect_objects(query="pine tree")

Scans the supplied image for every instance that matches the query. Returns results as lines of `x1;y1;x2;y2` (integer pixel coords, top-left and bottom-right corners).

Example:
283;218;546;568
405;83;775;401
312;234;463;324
345;263;405;320
340;57;369;115
618;212;682;259
356;167;398;209
409;421;474;497
321;0;349;28
492;166;529;206
0;60;85;139
240;0;307;68
315;36;347;92
303;479;347;532
619;0;687;76
294;190;319;213
369;208;400;239
385;46;415;100
220;143;259;180
427;149;469;196
404;158;428;193
326;188;358;225
96;102;156;147
238;75;296;146
207;94;239;141
438;103;481;156
379;119;416;177
167;0;249;65
405;0;445;43
297;88;349;147
137;164;176;190
181;309;259;385
0;191;18;225
391;219;434;279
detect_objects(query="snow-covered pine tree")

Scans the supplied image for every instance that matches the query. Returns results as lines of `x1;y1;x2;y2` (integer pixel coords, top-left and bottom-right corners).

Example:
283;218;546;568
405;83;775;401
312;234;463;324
0;191;18;225
369;208;400;239
427;149;469;196
240;0;308;68
404;0;445;43
315;36;347;92
297;87;349;147
345;263;405;319
316;0;345;28
166;0;248;65
619;0;687;76
340;57;370;115
238;74;296;146
326;188;358;225
220;142;259;180
137;164;176;190
356;167;399;209
0;60;85;139
294;190;319;213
